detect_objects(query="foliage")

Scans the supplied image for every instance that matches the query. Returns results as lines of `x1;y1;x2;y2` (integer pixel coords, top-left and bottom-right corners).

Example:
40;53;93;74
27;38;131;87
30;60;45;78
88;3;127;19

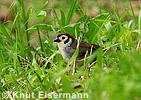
0;0;140;100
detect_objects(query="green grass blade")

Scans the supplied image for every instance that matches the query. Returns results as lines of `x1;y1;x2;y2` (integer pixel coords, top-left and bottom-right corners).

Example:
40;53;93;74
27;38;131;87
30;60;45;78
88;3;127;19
130;2;137;26
39;1;48;10
66;0;77;25
37;26;44;52
18;0;30;46
51;9;56;25
69;45;79;64
0;23;14;45
32;57;43;81
60;9;65;26
27;24;58;33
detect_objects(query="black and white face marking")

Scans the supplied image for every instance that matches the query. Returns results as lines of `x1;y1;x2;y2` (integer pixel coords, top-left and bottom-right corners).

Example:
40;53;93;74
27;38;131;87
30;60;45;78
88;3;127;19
54;34;73;49
58;35;69;44
54;34;71;44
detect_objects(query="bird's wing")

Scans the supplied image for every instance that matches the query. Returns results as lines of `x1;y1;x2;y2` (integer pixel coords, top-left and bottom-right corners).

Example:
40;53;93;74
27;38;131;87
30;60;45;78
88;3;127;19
79;41;100;50
77;42;100;59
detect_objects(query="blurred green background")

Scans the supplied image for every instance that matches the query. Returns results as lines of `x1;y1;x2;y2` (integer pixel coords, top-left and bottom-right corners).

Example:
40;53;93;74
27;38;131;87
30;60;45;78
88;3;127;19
0;0;140;46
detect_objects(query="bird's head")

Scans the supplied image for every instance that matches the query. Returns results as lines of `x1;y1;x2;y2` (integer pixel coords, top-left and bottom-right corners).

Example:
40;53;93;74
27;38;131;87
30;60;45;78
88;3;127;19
54;33;76;47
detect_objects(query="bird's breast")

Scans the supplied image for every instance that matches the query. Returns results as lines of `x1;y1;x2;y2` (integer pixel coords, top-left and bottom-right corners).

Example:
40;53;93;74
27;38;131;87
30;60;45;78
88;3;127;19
58;45;75;62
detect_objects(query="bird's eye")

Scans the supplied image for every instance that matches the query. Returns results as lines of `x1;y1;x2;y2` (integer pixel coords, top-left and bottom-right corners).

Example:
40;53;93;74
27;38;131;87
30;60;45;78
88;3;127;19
62;37;65;39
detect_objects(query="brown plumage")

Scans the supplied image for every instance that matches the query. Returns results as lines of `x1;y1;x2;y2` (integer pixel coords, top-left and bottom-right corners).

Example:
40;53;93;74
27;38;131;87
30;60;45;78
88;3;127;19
54;33;100;63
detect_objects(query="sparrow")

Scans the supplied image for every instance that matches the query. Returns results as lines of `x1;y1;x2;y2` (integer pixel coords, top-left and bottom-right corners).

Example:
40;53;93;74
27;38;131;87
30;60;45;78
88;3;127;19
54;33;100;63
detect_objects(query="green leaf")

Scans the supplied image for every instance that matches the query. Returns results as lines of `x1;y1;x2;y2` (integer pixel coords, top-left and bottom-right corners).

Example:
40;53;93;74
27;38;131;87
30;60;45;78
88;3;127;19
18;0;30;46
52;67;70;81
0;35;5;47
62;75;73;93
32;57;43;80
105;22;115;40
54;9;61;26
80;51;97;70
37;10;46;21
63;23;80;36
69;44;79;64
26;7;32;21
98;4;109;13
96;48;103;69
66;0;77;25
60;9;65;26
4;75;13;83
0;23;14;45
37;26;44;52
87;13;110;43
27;24;58;33
130;2;137;26
40;1;48;10
24;46;37;53
51;9;56;25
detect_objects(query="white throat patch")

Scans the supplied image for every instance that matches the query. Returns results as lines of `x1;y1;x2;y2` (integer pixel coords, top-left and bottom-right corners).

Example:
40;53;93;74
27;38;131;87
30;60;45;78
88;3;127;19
57;38;72;62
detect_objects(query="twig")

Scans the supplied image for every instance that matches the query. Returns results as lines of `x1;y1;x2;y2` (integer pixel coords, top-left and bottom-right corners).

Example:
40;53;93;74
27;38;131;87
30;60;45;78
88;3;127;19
72;60;76;76
86;61;96;69
84;50;88;65
90;45;93;56
51;25;57;34
136;39;141;50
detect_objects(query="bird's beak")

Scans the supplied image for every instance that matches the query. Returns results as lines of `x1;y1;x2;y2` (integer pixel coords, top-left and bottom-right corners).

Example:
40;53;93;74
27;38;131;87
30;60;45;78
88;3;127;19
54;38;61;42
